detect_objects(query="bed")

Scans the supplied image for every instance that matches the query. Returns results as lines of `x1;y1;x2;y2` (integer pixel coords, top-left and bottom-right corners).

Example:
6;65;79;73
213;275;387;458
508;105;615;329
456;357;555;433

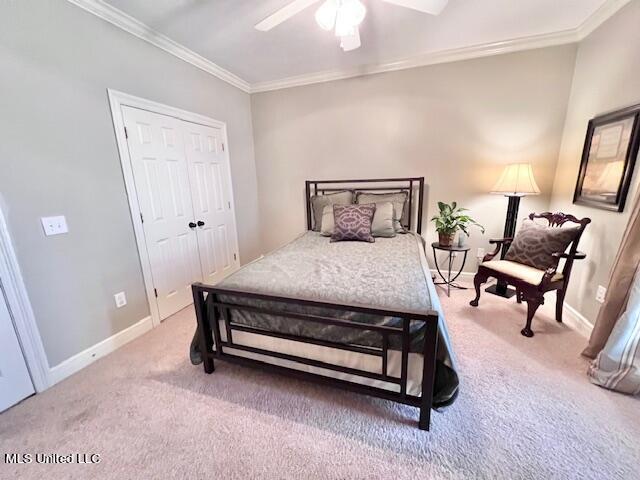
191;178;459;430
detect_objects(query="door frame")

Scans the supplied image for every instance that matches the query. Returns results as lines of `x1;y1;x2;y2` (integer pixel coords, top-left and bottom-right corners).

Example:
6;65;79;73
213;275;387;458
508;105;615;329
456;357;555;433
0;205;51;392
107;89;241;327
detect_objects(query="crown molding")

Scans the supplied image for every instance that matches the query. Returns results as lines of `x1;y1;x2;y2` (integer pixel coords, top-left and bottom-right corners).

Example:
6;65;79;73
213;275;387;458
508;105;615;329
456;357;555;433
250;29;580;93
575;0;631;39
68;0;630;95
251;0;631;93
66;0;251;93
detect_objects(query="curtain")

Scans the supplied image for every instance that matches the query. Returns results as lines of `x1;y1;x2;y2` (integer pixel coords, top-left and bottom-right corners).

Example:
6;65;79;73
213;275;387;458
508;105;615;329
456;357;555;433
583;192;640;358
587;265;640;394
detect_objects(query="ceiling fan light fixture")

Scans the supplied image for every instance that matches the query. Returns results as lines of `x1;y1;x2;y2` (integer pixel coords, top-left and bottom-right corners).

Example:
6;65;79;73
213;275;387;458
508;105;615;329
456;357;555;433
341;0;367;26
334;0;366;37
340;27;361;51
315;0;338;31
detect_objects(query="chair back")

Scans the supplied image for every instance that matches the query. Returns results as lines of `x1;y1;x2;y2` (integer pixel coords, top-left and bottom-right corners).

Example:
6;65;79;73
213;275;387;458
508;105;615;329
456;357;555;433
528;212;591;276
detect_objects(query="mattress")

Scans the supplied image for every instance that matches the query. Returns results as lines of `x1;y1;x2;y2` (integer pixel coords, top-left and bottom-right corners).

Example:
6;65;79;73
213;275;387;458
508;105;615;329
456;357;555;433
195;231;458;405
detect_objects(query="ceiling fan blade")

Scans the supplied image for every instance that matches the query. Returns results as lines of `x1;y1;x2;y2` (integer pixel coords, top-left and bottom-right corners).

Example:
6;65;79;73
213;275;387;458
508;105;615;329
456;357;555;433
255;0;322;31
381;0;449;15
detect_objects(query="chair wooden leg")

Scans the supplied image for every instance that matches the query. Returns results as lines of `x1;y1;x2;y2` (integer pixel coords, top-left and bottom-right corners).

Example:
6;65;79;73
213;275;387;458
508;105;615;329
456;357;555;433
556;288;566;323
516;288;522;304
469;271;488;307
521;295;543;337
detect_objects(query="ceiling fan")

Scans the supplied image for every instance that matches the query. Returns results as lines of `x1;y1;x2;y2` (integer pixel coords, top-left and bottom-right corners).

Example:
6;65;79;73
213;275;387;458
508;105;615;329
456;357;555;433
255;0;449;52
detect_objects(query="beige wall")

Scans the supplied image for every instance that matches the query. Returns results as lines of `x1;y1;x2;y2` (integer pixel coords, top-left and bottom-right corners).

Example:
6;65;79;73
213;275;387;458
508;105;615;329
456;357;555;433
549;1;640;325
0;0;260;366
251;46;577;272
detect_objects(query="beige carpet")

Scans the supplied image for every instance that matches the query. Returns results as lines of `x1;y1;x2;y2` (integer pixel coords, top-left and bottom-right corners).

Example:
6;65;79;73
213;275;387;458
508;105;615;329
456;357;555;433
1;282;638;479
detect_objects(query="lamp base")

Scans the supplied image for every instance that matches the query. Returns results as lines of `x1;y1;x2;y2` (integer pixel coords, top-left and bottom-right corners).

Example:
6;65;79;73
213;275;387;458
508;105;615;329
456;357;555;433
485;283;517;298
484;194;521;300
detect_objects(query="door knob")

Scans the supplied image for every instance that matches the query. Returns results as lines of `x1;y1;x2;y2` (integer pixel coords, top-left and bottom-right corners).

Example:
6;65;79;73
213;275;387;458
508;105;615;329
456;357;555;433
188;222;197;228
197;221;205;227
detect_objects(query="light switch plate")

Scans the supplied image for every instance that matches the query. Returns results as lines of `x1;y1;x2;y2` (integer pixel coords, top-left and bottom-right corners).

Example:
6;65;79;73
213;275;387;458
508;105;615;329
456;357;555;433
114;291;127;308
41;216;68;236
596;285;607;304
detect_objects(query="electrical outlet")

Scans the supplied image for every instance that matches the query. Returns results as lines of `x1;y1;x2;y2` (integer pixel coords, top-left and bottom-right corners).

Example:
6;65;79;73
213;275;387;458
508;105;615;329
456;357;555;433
41;216;68;236
595;285;607;304
477;248;485;259
114;291;127;308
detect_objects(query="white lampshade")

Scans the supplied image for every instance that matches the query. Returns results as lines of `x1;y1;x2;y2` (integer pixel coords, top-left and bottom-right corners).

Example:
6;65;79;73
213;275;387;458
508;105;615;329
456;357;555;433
491;163;541;196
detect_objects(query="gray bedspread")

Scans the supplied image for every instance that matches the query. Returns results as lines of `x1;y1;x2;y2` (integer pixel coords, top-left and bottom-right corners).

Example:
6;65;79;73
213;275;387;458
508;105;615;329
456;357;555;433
193;231;459;407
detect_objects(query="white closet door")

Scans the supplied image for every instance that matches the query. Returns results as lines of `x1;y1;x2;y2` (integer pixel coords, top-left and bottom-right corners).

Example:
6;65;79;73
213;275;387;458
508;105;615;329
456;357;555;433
0;287;34;412
122;106;201;319
183;122;240;285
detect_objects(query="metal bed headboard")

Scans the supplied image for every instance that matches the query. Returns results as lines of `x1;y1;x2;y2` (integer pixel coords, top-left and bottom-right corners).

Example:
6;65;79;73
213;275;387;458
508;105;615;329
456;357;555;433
305;177;425;234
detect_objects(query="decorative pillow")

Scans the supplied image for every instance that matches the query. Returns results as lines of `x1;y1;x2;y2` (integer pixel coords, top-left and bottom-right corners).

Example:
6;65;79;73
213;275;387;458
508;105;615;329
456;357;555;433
505;219;580;271
320;205;334;236
321;202;395;238
310;191;353;232
355;191;408;233
369;201;395;237
331;204;376;243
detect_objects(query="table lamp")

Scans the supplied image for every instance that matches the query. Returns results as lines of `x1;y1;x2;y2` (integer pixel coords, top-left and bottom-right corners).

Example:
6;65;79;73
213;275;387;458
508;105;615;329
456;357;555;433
486;163;540;297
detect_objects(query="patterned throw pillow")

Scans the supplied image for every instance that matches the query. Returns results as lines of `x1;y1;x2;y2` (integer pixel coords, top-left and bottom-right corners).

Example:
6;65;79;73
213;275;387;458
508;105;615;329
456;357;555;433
321;201;395;238
331;204;376;243
505;219;580;271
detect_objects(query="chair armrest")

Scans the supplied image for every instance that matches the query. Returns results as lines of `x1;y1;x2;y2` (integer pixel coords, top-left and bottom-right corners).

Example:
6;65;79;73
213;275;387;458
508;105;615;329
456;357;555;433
488;237;513;245
552;251;586;260
543;251;586;287
540;266;560;288
482;238;513;262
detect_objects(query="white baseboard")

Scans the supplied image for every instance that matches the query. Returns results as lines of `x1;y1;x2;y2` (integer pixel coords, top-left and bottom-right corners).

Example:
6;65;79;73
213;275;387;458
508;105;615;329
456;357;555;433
48;315;152;386
562;303;594;339
431;268;595;338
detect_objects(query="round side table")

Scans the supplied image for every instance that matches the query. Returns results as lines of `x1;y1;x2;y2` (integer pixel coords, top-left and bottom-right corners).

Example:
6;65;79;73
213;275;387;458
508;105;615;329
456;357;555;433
431;242;470;297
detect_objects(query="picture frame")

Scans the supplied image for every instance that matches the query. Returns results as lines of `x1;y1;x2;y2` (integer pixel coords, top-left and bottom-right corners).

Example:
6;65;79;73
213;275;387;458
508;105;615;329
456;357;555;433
573;103;640;212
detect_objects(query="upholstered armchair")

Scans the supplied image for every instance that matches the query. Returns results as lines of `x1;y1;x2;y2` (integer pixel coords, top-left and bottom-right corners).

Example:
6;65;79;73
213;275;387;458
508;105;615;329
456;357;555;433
469;212;591;337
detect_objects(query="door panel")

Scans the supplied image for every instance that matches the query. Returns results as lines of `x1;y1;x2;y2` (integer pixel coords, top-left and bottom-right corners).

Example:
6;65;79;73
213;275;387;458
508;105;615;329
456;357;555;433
197;226;217;280
0;286;34;412
122;106;201;319
183;122;240;285
211;163;224;211
217;225;231;269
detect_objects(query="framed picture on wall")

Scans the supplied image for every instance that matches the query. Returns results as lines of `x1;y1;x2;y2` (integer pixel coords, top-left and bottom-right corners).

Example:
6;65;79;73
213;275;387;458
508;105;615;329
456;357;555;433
573;104;640;212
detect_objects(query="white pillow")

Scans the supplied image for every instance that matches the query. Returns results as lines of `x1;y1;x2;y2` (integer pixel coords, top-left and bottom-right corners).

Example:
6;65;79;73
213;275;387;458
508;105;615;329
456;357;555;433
321;202;396;238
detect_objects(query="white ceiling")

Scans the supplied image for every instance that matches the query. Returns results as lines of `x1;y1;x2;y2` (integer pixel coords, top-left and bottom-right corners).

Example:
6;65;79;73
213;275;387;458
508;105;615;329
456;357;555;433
102;0;612;88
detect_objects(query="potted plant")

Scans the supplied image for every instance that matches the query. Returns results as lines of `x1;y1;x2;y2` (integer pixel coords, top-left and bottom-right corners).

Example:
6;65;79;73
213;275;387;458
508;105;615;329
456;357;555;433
431;202;485;247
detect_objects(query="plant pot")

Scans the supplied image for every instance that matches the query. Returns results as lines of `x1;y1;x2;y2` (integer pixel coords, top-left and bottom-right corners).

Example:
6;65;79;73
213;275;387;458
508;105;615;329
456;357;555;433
438;232;455;247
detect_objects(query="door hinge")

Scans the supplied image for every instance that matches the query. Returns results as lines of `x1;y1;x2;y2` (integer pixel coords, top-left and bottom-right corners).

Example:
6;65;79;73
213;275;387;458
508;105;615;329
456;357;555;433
233;253;237;261
154;288;158;298
228;201;231;209
140;212;144;223
221;142;225;152
124;126;129;139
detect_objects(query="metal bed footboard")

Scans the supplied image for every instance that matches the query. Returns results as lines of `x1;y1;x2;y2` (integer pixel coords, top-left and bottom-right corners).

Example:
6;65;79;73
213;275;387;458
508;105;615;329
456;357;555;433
192;283;440;430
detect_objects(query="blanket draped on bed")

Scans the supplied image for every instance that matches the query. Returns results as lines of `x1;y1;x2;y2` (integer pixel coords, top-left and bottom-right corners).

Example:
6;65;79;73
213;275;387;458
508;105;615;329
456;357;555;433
190;231;459;407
